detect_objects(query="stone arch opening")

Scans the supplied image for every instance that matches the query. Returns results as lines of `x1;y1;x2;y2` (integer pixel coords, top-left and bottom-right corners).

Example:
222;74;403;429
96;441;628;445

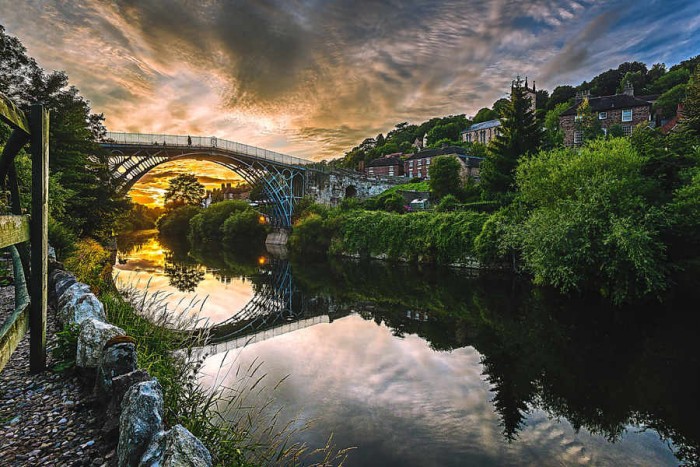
345;185;357;198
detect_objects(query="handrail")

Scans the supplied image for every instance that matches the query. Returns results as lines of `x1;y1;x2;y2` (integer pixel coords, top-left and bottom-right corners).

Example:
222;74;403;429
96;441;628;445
102;131;314;168
0;92;30;134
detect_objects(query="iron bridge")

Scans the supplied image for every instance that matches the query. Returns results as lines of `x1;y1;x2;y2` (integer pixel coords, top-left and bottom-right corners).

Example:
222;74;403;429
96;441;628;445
100;132;316;228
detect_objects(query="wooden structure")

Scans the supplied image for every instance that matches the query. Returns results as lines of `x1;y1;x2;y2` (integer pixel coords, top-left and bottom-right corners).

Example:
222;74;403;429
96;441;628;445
0;93;49;373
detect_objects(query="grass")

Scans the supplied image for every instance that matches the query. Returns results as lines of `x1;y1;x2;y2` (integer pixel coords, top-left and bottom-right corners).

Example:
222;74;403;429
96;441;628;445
65;239;352;466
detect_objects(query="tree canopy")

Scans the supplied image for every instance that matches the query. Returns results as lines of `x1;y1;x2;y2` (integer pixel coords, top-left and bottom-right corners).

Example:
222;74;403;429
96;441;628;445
164;174;205;209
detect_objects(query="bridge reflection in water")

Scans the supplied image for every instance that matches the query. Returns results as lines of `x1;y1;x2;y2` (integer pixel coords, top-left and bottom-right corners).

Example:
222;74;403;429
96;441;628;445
192;258;346;358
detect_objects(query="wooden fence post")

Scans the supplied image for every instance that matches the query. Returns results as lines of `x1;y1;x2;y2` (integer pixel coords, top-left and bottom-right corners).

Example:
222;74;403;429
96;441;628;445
29;103;49;373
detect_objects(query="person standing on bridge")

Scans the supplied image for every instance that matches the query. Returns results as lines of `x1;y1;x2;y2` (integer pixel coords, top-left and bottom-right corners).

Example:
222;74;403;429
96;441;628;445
188;135;192;146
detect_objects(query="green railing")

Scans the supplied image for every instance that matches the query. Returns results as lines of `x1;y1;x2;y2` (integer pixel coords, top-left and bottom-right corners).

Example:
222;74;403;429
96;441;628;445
0;92;49;373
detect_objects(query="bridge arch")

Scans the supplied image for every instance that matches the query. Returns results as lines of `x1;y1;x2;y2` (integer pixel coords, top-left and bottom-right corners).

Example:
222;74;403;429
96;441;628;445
102;133;311;228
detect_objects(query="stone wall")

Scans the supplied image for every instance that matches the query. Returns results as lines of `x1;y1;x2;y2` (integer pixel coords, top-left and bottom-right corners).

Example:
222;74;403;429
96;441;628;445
307;171;401;206
48;263;212;467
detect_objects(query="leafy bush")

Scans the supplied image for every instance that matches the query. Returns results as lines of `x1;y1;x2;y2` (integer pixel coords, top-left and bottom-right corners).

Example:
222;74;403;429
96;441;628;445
221;209;267;247
48;218;78;260
187;200;250;246
435;194;460;212
63;238;114;294
514;138;669;304
289;213;334;259
156;205;201;239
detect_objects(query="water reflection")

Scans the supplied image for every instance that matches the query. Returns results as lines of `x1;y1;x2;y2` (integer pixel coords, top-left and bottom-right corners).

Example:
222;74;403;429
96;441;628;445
116;232;699;465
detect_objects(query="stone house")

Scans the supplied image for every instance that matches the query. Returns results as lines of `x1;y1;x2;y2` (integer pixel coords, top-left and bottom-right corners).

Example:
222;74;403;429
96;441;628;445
404;146;482;181
559;84;653;146
203;182;249;207
365;153;404;177
461;119;501;145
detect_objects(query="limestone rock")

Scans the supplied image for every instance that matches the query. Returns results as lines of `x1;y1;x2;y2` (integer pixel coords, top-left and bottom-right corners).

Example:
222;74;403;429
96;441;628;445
59;292;106;327
76;319;126;369
49;270;77;307
97;342;139;398
57;282;91;317
48;245;56;261
139;425;212;467
118;380;164;467
102;369;151;440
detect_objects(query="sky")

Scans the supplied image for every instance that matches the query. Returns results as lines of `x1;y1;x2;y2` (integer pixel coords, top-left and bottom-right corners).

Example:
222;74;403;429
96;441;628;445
1;0;699;205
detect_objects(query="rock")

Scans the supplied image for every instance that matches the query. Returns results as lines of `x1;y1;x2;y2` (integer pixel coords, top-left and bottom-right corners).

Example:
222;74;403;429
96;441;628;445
59;292;106;328
57;282;91;319
48;245;56;261
139;425;212;467
76;319;126;369
101;369;150;441
96;339;139;398
118;380;164;467
49;270;76;307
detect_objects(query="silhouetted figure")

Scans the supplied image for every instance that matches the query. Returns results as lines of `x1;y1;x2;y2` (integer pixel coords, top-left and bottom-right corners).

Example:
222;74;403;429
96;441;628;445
188;135;192;146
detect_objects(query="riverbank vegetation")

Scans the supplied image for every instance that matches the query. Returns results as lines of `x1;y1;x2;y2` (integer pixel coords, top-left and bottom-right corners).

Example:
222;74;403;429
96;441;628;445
292;69;700;305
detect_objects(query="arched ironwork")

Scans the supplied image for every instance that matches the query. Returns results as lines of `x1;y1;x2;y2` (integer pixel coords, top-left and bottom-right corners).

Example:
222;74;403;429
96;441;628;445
100;132;313;228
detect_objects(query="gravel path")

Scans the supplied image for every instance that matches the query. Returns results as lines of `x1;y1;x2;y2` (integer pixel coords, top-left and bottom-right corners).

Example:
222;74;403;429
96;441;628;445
0;284;116;466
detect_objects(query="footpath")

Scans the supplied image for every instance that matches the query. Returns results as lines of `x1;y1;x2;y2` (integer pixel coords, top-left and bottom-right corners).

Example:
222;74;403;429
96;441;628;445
0;284;114;466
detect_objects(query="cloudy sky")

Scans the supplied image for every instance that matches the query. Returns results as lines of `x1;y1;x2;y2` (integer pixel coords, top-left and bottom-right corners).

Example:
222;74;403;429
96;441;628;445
1;0;699;204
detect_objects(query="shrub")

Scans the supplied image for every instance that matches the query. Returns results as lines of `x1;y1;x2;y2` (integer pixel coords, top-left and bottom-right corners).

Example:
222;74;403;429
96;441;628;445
187;200;250;246
48;218;78;260
156;205;201;239
289;213;334;259
221;210;267;247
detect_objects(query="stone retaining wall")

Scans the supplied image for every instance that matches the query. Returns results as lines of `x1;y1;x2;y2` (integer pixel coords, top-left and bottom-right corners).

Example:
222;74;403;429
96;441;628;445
48;262;212;467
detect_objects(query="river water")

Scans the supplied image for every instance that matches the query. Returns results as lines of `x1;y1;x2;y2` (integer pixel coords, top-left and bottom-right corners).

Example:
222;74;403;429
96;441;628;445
114;231;699;466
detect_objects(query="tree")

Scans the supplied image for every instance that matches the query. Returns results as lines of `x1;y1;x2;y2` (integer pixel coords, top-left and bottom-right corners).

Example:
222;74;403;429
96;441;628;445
480;78;542;196
547;85;576;110
653;84;687;119
574;98;603;143
492;98;510;116
164;174;205;209
683;66;700;135
472;107;498;124
514;138;669;304
426;123;461;146
543;102;569;149
429;155;463;200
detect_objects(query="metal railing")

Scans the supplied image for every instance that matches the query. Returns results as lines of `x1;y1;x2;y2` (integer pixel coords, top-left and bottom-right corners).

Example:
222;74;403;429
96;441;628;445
102;131;314;168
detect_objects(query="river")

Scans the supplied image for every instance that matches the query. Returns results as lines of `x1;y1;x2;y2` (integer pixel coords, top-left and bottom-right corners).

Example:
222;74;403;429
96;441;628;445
114;231;699;466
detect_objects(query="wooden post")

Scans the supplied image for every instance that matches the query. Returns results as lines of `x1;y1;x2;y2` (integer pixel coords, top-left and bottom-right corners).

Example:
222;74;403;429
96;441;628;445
29;103;49;373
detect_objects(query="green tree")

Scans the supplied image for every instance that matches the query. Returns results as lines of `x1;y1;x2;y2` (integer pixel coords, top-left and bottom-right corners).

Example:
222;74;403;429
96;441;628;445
547;85;576;110
653;83;686;119
514;138;668;304
574;98;603;143
156;205;201;239
426;123;461;146
472;107;498;124
543;102;569;149
480;78;542;196
428;156;462;199
164;174;205;209
222;210;267;246
682;66;700;135
188;200;251;247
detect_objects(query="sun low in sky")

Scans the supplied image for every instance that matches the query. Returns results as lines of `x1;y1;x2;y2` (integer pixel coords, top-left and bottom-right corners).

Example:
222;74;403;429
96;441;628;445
1;0;699;202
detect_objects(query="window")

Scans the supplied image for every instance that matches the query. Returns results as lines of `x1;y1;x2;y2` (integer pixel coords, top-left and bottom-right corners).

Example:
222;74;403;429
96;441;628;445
622;125;632;136
574;131;583;145
409;160;414;167
622;109;632;122
408;170;413;177
598;112;607;120
426;159;431;165
575;115;583;122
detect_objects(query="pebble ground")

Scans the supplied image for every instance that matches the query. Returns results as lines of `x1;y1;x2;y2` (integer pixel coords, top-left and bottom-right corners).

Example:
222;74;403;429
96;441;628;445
0;285;116;466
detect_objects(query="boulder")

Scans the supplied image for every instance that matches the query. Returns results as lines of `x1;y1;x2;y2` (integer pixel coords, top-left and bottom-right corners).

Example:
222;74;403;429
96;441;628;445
101;369;151;441
139;425;212;467
59;292;106;327
57;282;91;315
118;380;164;467
76;319;126;369
49;270;77;307
96;339;139;397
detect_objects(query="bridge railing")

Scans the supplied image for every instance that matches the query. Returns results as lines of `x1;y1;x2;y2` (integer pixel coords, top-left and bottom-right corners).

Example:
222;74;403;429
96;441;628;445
103;131;314;168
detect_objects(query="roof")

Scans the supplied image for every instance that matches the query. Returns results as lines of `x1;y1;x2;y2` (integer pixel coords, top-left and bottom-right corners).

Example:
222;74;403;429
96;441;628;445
367;156;402;167
405;146;468;161
561;94;652;116
637;94;660;102
463;119;501;133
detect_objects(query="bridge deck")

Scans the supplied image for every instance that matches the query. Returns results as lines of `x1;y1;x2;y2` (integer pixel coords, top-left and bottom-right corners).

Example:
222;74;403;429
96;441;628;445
102;131;314;168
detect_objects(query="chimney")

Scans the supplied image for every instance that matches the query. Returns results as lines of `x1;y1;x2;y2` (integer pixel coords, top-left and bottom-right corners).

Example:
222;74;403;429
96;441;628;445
221;183;225;190
227;183;231;189
623;81;634;96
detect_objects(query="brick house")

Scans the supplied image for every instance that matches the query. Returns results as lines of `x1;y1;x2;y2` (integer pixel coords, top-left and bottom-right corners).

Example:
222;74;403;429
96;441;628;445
365;153;404;177
404;146;482;181
559;85;653;146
